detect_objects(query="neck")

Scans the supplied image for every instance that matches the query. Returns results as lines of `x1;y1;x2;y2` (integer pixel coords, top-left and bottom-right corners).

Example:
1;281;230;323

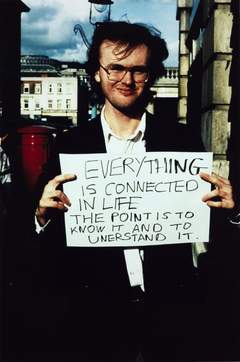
104;102;144;139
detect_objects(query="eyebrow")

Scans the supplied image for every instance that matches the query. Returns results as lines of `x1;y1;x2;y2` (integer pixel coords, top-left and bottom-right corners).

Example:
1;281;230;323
107;63;148;69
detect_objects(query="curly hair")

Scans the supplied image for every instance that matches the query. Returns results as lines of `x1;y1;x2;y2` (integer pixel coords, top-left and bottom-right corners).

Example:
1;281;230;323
86;21;169;96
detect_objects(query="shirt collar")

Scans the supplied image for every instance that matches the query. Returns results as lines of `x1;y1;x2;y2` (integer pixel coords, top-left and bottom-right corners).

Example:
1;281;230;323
100;106;146;144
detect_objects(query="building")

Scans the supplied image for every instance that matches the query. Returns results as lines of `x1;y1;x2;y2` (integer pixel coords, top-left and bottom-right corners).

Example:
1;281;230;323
20;55;179;126
151;67;178;99
20;55;90;126
21;76;78;125
149;67;179;124
177;0;234;177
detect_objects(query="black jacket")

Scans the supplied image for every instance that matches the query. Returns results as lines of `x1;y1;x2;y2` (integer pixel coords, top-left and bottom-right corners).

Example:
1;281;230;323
36;112;204;302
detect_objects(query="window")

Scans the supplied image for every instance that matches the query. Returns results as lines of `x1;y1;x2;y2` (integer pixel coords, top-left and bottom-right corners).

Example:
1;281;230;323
57;83;62;93
35;101;40;109
24;99;29;109
24;83;30;94
48;100;53;109
35;83;41;94
66;99;71;109
48;84;53;93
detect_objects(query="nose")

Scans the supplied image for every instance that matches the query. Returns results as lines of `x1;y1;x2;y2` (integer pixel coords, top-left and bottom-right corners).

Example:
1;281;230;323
121;70;134;85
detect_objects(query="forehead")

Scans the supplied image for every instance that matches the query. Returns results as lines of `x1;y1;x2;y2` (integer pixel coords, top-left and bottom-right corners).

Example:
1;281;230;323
99;40;150;65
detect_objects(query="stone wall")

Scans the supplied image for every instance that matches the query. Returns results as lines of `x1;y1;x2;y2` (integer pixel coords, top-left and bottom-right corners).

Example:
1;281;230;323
181;0;233;177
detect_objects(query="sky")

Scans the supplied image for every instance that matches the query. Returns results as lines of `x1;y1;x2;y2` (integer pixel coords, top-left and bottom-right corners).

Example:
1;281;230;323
21;0;178;66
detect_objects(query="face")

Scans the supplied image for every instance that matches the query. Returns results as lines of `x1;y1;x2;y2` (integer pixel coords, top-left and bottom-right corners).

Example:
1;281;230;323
95;41;150;114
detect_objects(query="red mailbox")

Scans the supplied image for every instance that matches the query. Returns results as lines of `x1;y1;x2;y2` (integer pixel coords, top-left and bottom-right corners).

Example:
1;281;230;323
15;125;57;192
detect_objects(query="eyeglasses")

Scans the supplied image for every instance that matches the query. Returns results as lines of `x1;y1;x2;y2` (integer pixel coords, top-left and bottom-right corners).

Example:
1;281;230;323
99;63;149;83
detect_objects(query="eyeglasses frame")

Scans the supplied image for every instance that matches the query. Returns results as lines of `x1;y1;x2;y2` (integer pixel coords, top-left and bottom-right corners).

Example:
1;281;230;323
99;63;149;83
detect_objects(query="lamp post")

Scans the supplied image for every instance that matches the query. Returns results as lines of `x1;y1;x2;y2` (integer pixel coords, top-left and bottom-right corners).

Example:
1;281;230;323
89;0;113;25
74;0;114;48
74;0;114;123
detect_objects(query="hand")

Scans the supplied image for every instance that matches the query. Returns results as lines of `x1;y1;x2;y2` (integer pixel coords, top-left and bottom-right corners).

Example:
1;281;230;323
36;173;77;226
199;172;235;209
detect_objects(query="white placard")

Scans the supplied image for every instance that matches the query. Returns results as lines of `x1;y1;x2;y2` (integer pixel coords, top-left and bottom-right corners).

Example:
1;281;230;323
60;152;213;247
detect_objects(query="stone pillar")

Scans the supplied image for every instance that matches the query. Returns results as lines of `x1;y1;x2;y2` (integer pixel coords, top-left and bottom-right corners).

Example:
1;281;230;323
201;0;232;177
176;0;193;124
228;0;240;201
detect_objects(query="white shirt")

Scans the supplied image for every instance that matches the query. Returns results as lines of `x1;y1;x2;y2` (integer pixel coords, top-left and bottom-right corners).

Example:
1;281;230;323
101;107;146;290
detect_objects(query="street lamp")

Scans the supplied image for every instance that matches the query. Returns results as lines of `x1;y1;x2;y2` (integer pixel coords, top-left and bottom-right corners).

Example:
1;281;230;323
74;0;114;48
89;0;113;25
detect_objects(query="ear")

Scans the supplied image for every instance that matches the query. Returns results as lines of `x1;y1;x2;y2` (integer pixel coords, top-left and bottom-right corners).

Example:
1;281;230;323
95;70;100;83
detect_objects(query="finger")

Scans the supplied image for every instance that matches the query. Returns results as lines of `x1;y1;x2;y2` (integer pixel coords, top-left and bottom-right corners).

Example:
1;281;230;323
199;172;214;185
218;186;233;200
41;188;71;206
199;172;219;186
202;189;219;202
205;199;234;209
204;200;223;208
52;200;69;212
49;173;77;189
199;172;230;189
40;199;69;211
212;173;231;185
53;190;71;206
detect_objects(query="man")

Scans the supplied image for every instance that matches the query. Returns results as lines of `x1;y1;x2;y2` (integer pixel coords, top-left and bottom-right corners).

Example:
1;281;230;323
35;22;234;361
0;141;11;222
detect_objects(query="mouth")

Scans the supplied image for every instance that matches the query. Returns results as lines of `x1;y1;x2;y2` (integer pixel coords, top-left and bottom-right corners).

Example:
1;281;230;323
116;87;135;96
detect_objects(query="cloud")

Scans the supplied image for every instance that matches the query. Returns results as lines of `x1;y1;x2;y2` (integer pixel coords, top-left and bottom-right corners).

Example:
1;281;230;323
164;40;179;66
23;0;90;21
21;0;178;65
21;0;92;61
